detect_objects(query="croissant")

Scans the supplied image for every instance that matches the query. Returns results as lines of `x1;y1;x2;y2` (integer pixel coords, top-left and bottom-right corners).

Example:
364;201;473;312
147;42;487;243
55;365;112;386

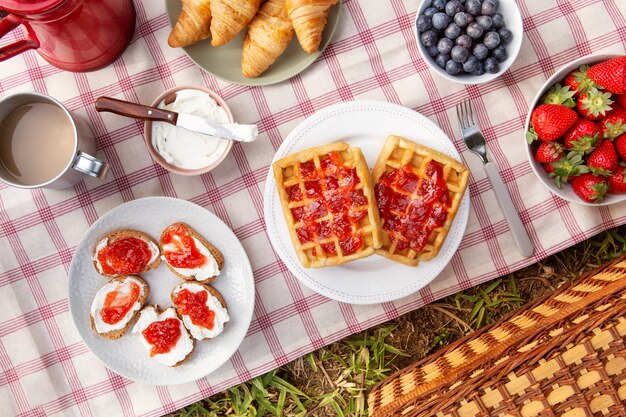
210;0;261;47
285;0;337;54
241;0;294;78
168;0;212;48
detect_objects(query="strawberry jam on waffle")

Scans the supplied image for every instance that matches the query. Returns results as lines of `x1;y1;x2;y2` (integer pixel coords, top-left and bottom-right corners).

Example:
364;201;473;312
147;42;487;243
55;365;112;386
372;136;469;267
377;161;451;253
273;142;382;268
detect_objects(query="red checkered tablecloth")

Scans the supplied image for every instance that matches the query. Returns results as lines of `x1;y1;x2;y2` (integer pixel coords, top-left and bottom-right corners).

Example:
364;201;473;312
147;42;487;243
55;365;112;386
1;0;625;415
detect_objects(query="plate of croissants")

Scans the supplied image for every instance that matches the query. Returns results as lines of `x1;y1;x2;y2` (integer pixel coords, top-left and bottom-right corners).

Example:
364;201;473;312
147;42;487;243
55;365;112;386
165;0;341;86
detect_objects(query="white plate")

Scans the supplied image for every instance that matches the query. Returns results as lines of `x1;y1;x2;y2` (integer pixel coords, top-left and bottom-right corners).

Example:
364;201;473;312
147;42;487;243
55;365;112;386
68;197;255;385
263;101;470;304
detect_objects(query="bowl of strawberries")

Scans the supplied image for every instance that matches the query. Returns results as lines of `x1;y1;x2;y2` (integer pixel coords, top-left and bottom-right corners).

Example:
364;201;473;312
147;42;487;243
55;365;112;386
525;54;626;206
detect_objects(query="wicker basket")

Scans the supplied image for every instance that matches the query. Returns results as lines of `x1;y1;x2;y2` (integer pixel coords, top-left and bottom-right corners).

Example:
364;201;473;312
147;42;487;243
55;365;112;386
368;257;626;417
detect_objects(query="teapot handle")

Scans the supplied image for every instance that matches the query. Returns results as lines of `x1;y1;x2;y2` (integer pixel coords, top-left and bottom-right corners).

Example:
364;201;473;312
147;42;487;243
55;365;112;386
0;13;39;61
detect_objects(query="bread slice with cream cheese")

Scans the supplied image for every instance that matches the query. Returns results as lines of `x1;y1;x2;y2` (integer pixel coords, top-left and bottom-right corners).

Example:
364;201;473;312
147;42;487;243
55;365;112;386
160;222;224;284
92;229;161;278
171;281;230;340
132;305;195;367
90;275;149;340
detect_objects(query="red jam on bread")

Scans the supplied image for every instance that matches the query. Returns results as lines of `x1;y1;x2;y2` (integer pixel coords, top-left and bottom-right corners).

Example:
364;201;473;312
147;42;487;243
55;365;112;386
376;161;451;253
161;224;207;269
97;237;152;275
174;288;215;330
142;317;182;356
100;281;141;324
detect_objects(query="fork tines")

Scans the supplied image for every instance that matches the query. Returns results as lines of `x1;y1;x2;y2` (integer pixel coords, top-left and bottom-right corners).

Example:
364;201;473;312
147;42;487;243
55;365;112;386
456;100;476;130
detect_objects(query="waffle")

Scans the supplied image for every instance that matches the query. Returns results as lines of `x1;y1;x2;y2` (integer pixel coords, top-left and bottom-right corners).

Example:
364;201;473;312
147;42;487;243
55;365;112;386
273;142;382;268
371;135;469;267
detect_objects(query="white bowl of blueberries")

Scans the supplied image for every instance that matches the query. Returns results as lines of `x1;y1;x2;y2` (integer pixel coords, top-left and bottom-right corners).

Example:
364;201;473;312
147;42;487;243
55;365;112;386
415;0;523;84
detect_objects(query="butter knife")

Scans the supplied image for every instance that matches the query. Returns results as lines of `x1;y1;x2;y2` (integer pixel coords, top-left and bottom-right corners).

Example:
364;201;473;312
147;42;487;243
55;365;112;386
95;97;258;143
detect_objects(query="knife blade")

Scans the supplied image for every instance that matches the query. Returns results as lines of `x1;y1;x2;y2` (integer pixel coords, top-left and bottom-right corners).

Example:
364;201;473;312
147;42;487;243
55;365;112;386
176;113;258;143
95;96;258;143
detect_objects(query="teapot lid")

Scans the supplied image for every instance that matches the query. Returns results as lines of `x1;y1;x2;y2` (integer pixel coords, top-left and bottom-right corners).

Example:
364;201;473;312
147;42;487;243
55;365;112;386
0;0;65;15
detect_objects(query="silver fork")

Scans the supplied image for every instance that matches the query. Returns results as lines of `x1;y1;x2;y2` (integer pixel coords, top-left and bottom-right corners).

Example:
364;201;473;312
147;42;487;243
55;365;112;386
456;100;534;257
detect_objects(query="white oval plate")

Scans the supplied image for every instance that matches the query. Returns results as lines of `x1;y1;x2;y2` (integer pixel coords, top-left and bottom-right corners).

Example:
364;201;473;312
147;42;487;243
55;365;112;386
263;101;470;304
68;197;255;385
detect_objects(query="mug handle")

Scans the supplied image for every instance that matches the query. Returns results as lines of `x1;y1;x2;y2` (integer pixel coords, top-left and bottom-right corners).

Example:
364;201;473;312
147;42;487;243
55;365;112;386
72;152;109;179
0;12;40;61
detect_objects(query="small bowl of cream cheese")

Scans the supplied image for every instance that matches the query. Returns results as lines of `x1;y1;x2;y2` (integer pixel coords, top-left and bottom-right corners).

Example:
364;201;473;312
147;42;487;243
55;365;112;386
144;86;234;175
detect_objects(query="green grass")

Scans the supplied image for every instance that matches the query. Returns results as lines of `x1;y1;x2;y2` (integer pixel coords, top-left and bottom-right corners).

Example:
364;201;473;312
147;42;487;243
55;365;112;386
169;225;626;417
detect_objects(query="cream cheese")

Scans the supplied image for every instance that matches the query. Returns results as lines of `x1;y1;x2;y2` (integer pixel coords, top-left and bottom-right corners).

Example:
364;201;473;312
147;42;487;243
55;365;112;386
172;282;230;340
90;276;146;334
132;306;194;367
92;236;159;275
152;89;231;170
162;236;221;281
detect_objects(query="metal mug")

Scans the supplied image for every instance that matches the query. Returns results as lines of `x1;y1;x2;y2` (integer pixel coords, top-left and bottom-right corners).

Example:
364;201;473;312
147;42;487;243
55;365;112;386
0;92;108;189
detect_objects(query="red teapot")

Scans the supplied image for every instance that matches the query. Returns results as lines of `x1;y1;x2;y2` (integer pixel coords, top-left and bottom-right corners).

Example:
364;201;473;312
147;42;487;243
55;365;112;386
0;0;136;72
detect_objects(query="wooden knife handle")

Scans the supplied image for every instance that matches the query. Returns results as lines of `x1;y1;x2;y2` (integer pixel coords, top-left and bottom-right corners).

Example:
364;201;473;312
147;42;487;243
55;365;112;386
95;97;178;124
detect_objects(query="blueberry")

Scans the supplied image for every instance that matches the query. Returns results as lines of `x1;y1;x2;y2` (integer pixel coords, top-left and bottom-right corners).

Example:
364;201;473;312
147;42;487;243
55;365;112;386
472;61;485;75
454;12;471;27
451;45;469;63
492;45;508;62
476;15;493;30
420;30;438;47
472;43;489;60
463;56;479;72
445;23;462;39
445;0;464;17
492;13;505;28
490;0;500;9
481;0;497;15
432;0;446;11
432;12;450;30
427;45;439;57
484;57;500;73
498;27;513;44
423;6;438;17
484;31;500;49
455;34;472;48
465;0;481;15
446;59;463;75
435;53;450;69
416;15;432;32
437;37;454;54
466;22;484;39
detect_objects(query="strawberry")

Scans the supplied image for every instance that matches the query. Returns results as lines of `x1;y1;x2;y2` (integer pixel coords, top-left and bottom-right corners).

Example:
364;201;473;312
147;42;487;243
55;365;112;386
534;142;564;163
563;118;600;154
548;151;589;188
615;134;626;161
564;64;596;96
543;163;555;174
572;173;609;203
617;94;626;110
576;87;613;121
587;139;618;176
600;106;626;140
608;166;626;194
541;83;576;107
586;56;626;94
527;104;578;143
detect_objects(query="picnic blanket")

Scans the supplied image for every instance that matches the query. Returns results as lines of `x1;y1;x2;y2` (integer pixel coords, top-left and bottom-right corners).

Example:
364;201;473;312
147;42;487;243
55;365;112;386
0;0;625;415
